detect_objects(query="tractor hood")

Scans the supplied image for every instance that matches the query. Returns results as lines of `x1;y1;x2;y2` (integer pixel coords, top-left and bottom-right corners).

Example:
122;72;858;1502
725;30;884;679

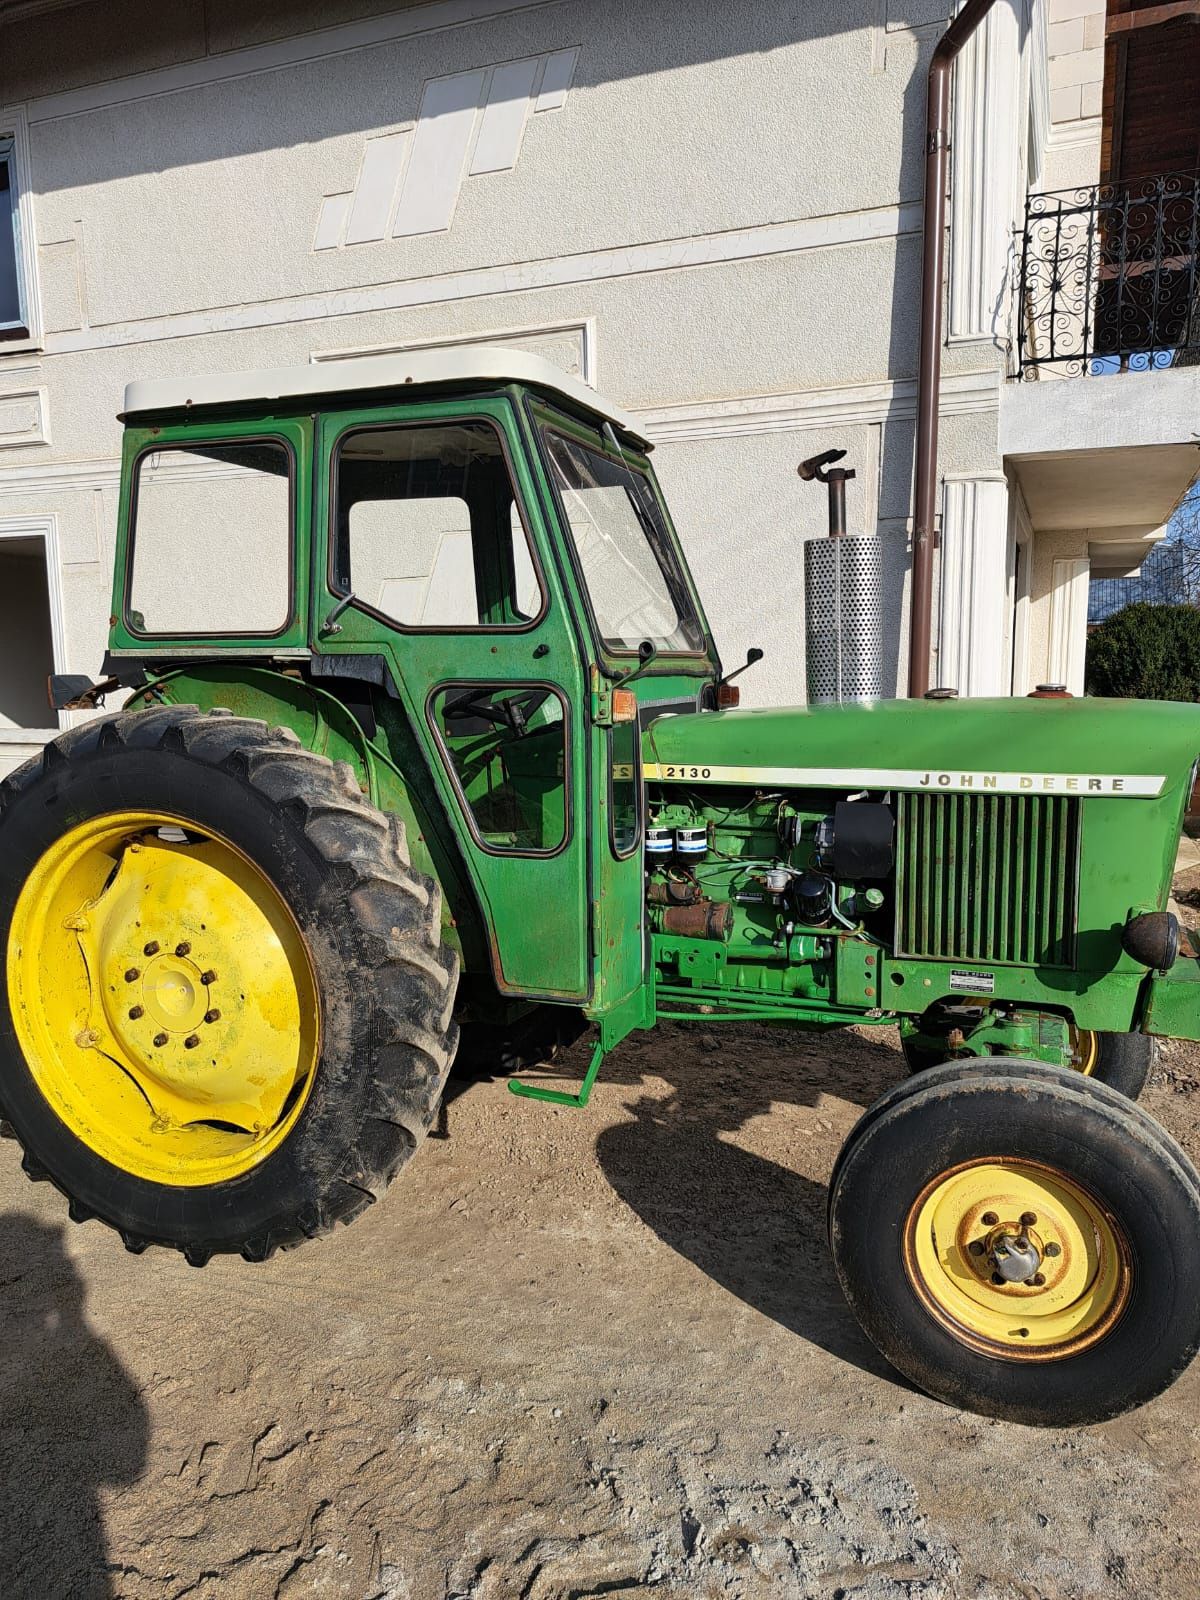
642;696;1200;800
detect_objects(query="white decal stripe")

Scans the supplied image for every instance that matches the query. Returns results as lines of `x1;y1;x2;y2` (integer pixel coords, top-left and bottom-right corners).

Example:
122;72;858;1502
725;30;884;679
641;764;1167;797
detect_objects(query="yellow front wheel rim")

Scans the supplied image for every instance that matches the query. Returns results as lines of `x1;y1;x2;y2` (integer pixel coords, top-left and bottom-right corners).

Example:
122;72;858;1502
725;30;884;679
904;1158;1132;1360
7;810;320;1186
1071;1026;1101;1076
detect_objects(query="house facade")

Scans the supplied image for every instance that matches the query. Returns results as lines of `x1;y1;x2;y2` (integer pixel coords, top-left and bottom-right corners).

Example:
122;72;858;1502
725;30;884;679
0;0;1196;772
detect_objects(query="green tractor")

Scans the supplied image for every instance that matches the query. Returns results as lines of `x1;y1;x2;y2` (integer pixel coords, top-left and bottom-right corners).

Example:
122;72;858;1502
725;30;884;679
5;349;1200;1426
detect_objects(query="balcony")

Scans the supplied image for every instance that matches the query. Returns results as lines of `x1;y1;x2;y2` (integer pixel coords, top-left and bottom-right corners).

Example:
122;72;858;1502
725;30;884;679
1002;169;1200;569
1016;171;1200;379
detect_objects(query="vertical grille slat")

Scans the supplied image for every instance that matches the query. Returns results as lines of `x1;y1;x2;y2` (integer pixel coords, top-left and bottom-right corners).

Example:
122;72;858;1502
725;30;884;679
895;790;1080;967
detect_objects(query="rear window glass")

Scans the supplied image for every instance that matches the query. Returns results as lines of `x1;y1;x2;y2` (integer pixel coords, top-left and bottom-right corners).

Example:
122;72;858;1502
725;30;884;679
127;440;291;635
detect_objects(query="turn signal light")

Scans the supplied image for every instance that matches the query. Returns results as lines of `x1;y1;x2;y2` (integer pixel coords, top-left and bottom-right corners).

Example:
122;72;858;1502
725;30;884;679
612;688;639;722
716;684;741;708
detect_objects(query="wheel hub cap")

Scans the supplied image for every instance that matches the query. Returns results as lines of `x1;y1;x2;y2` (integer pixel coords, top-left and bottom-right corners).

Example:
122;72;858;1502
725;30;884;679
987;1227;1042;1284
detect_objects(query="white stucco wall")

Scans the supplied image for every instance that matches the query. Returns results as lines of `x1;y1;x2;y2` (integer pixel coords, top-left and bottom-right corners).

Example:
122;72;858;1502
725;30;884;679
0;0;1050;737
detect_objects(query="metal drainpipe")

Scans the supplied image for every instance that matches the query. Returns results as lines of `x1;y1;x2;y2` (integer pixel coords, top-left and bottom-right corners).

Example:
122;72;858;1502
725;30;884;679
908;0;998;698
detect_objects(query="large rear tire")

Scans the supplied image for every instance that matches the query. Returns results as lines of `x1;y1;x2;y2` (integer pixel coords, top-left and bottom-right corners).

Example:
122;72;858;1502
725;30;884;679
0;705;459;1263
829;1063;1200;1425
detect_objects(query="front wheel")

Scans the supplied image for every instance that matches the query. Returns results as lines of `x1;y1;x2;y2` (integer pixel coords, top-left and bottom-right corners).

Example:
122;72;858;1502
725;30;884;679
1070;1026;1156;1099
829;1063;1200;1424
901;1021;1155;1100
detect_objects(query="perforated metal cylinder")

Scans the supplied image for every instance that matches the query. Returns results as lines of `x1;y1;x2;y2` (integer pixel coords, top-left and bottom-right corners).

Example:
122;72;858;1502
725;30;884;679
804;536;886;704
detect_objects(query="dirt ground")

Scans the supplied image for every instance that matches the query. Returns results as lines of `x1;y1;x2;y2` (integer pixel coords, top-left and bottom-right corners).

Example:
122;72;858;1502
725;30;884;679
3;1013;1200;1600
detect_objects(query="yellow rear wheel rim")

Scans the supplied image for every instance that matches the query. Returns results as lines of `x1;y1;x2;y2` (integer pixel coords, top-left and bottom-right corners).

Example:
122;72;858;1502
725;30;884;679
7;810;320;1186
903;1158;1132;1360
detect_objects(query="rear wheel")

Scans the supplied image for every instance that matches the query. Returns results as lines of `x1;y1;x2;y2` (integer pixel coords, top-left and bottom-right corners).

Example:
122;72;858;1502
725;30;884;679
829;1064;1200;1424
0;705;459;1262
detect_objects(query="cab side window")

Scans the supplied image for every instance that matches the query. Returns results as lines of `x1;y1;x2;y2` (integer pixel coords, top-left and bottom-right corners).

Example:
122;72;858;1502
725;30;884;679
332;421;542;629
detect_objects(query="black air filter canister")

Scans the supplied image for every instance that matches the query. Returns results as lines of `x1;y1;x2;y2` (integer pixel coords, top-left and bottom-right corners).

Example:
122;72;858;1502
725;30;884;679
822;801;895;881
804;537;885;704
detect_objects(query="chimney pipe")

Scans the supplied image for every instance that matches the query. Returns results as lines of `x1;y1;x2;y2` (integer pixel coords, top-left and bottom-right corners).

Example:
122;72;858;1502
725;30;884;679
908;0;998;698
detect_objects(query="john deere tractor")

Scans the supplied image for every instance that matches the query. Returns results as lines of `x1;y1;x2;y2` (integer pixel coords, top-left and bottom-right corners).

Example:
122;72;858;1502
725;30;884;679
5;348;1200;1426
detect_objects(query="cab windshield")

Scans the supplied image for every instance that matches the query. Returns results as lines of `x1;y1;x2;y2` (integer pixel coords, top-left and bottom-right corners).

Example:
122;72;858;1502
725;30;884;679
541;426;704;654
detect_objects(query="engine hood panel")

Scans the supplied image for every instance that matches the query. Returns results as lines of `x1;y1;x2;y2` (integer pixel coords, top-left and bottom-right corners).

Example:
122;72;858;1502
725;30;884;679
642;696;1200;799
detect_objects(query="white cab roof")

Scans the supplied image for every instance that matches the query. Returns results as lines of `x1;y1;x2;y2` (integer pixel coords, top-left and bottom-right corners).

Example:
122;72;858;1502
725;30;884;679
122;346;651;447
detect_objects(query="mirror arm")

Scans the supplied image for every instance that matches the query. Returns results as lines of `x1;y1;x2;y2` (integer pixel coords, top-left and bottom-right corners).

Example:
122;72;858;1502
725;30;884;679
718;646;765;690
616;638;659;689
320;592;357;637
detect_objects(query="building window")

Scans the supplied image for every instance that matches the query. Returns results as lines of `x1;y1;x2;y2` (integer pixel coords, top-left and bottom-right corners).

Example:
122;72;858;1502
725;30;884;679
0;134;31;340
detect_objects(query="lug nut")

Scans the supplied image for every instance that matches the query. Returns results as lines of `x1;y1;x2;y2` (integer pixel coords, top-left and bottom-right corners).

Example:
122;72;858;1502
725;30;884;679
175;941;191;957
1020;1211;1038;1226
981;1211;999;1226
124;967;140;983
200;969;217;985
204;1009;221;1024
1030;1273;1045;1287
153;1032;168;1047
143;940;159;956
129;1005;144;1020
1044;1241;1061;1258
184;1034;200;1049
991;1272;1005;1285
967;1240;985;1256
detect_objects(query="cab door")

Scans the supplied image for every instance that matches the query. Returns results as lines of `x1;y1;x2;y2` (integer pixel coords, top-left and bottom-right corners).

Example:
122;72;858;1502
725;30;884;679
311;398;591;1001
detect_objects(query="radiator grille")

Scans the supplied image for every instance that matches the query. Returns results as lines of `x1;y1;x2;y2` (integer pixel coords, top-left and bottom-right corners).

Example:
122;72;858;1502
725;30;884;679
894;791;1081;967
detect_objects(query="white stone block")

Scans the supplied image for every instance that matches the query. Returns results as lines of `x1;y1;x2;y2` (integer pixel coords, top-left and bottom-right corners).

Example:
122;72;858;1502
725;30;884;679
1048;47;1104;90
1048;0;1104;22
1050;84;1083;123
1048;18;1085;55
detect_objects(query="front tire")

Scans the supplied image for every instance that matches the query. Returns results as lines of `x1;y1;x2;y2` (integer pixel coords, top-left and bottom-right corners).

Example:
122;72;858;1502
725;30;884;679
829;1063;1200;1425
0;706;459;1262
900;1020;1155;1100
1072;1027;1156;1099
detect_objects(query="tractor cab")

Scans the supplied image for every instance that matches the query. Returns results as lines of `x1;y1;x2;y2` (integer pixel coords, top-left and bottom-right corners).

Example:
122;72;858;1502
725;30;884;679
101;348;720;1032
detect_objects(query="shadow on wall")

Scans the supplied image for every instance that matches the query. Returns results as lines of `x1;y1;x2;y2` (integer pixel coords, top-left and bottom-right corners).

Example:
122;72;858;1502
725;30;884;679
0;1215;148;1600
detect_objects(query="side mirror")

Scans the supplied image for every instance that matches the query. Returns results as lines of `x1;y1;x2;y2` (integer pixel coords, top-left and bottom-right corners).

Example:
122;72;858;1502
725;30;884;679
715;646;764;708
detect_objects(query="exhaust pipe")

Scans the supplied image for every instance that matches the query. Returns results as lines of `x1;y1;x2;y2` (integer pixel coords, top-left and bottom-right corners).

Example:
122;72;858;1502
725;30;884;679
800;448;885;704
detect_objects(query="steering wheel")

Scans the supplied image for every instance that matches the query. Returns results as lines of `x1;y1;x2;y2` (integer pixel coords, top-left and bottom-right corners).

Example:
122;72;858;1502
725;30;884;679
442;687;551;737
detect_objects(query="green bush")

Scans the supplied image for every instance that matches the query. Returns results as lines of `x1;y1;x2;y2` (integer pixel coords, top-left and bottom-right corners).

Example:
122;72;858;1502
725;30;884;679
1086;603;1200;700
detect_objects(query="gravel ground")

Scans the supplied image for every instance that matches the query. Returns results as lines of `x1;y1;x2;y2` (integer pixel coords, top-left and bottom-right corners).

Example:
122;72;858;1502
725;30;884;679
2;1013;1200;1600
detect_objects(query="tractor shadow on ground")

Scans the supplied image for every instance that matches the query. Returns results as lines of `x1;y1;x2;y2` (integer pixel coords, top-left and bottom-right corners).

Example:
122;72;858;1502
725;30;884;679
0;1214;148;1600
592;1022;909;1387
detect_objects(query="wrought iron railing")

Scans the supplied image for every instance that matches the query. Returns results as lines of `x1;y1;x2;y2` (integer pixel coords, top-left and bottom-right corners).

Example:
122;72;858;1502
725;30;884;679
1016;171;1200;378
